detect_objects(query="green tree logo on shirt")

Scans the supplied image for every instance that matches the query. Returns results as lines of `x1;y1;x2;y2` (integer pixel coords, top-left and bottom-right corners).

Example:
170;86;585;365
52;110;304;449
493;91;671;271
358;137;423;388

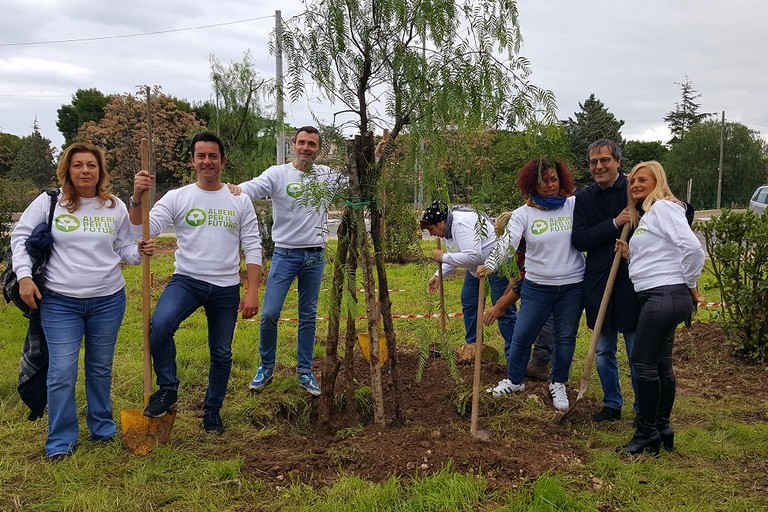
531;219;549;235
286;182;304;198
54;214;80;232
185;208;207;227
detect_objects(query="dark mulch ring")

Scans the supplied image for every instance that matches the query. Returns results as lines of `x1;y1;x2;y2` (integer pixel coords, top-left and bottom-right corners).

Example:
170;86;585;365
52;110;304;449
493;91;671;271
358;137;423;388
237;321;766;491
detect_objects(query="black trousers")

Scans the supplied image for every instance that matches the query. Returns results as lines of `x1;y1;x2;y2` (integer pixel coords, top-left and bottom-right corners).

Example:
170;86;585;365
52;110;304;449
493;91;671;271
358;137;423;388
631;284;695;429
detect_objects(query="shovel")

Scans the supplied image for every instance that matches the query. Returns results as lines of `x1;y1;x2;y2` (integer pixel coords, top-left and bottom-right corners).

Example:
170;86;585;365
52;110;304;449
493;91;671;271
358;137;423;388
434;239;447;357
558;223;630;422
120;137;175;454
470;277;490;439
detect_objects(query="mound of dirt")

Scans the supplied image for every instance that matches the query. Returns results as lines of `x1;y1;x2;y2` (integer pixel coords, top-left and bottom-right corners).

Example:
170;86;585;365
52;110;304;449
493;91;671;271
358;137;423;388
237;321;765;490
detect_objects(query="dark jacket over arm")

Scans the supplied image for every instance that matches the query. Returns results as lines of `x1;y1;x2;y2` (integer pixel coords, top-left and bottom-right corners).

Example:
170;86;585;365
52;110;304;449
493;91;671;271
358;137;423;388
572;173;640;333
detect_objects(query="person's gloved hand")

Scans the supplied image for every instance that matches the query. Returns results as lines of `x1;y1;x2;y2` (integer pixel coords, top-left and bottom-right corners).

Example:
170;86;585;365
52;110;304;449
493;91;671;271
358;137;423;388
476;265;491;277
494;212;512;236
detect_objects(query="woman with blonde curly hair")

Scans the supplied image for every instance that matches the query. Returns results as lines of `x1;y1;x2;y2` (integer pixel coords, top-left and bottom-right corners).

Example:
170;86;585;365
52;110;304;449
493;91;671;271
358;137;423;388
11;142;153;461
615;161;704;456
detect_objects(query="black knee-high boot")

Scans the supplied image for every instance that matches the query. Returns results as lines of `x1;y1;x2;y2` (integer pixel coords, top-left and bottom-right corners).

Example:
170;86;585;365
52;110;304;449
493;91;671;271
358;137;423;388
617;379;661;456
657;364;676;451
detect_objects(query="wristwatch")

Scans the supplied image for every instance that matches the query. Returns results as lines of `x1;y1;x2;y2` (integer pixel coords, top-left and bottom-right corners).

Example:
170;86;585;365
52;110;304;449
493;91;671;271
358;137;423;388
129;196;142;208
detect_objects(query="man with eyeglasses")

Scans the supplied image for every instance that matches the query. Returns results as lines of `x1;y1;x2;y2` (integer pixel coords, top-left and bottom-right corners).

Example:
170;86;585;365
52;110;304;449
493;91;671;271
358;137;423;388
571;138;639;423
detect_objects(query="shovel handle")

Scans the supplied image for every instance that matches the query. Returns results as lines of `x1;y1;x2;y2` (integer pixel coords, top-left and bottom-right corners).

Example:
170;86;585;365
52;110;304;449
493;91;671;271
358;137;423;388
436;239;447;336
140;138;153;405
577;223;631;398
470;276;485;436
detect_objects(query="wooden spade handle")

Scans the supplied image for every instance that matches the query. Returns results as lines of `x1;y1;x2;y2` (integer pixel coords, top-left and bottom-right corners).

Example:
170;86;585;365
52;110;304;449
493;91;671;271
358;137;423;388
140;138;152;405
470;276;485;436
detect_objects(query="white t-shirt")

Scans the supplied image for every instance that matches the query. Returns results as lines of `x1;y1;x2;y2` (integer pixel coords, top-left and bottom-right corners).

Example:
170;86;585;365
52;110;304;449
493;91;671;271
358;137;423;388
486;196;585;285
628;199;705;292
436;210;498;278
135;183;262;287
11;191;141;298
239;163;345;249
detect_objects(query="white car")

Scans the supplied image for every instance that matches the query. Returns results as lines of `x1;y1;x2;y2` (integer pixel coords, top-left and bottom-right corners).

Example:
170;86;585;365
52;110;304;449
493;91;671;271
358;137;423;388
749;185;768;216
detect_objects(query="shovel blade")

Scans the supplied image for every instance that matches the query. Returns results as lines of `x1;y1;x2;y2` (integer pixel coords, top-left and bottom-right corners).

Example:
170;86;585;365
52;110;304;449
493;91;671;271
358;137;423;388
120;408;176;455
556;396;584;423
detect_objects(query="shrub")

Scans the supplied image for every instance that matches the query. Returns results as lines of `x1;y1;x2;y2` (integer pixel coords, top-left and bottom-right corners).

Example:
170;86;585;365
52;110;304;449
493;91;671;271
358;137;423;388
0;177;37;257
697;210;768;362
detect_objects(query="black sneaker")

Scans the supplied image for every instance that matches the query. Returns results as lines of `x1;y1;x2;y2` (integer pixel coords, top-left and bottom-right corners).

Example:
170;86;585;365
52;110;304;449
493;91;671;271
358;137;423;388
143;388;178;418
203;410;225;435
592;405;622;422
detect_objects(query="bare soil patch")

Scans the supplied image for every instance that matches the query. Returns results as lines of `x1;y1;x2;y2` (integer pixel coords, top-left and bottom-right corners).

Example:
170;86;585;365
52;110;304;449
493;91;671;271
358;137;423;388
226;321;766;493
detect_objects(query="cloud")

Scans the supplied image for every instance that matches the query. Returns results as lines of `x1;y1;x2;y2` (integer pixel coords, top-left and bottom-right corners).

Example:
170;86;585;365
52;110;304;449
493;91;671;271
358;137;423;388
0;0;766;151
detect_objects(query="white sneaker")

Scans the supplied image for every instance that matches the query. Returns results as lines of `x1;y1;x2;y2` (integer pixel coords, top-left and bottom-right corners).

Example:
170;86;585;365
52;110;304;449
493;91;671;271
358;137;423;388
549;382;570;412
487;378;525;397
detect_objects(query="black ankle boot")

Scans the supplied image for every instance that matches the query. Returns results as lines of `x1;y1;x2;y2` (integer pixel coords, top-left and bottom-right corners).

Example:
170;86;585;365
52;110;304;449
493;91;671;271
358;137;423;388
616;428;661;456
658;424;674;451
617;378;661;456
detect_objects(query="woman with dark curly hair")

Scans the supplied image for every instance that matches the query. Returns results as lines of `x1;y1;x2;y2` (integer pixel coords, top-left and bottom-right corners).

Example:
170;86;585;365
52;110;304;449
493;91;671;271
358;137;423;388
479;158;584;412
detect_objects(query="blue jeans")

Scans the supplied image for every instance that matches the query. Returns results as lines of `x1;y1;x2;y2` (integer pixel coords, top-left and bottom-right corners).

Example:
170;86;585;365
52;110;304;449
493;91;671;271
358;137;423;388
150;274;239;413
260;247;326;374
596;327;638;412
40;289;126;457
506;279;583;384
461;271;517;349
531;314;555;366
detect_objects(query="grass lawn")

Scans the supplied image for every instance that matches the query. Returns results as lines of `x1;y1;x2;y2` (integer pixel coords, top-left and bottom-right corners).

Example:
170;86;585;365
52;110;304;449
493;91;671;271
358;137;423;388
0;239;766;511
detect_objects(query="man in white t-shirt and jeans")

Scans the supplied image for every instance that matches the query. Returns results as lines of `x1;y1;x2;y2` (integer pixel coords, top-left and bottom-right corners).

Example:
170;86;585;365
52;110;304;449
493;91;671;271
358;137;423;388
234;126;345;396
130;132;263;434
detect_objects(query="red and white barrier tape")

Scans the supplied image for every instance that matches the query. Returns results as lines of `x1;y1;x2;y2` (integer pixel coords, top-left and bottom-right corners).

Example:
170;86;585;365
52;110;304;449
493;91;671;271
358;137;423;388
245;312;465;323
289;288;415;293
242;303;725;323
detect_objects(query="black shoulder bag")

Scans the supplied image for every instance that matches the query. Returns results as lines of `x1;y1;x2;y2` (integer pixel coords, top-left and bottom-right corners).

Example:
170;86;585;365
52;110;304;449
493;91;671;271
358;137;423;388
2;189;59;314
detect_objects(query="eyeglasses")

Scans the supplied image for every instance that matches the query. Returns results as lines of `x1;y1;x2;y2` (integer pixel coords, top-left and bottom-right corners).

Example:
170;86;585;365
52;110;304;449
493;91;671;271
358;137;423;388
588;157;613;168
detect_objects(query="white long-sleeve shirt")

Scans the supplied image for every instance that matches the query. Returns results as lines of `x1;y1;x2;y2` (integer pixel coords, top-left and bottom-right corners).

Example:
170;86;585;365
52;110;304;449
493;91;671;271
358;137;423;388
485;196;585;285
628;199;704;292
134;184;262;287
435;210;498;278
238;163;345;249
11;191;141;298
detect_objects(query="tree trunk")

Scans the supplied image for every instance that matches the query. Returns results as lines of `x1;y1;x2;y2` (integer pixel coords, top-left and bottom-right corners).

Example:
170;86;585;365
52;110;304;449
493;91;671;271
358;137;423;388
318;208;352;428
369;202;404;425
352;135;386;425
343;224;360;424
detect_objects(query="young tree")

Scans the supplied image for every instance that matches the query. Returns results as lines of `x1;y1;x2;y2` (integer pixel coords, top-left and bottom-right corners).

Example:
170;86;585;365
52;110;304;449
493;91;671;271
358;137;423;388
664;121;768;209
76;87;203;196
279;0;556;427
56;88;112;147
10;121;56;191
206;52;279;184
664;76;711;145
563;94;625;182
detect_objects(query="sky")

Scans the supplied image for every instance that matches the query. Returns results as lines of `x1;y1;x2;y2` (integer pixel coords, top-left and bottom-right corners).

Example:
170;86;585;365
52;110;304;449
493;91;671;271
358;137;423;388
2;0;767;152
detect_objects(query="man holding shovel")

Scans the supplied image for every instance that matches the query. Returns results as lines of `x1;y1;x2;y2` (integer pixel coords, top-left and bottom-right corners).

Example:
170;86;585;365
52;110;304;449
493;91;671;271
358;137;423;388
421;200;517;351
130;132;262;435
572;139;640;422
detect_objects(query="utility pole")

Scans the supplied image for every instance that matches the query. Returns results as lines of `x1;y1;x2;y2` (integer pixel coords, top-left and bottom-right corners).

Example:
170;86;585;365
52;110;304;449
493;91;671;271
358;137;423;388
275;10;285;165
716;110;725;209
